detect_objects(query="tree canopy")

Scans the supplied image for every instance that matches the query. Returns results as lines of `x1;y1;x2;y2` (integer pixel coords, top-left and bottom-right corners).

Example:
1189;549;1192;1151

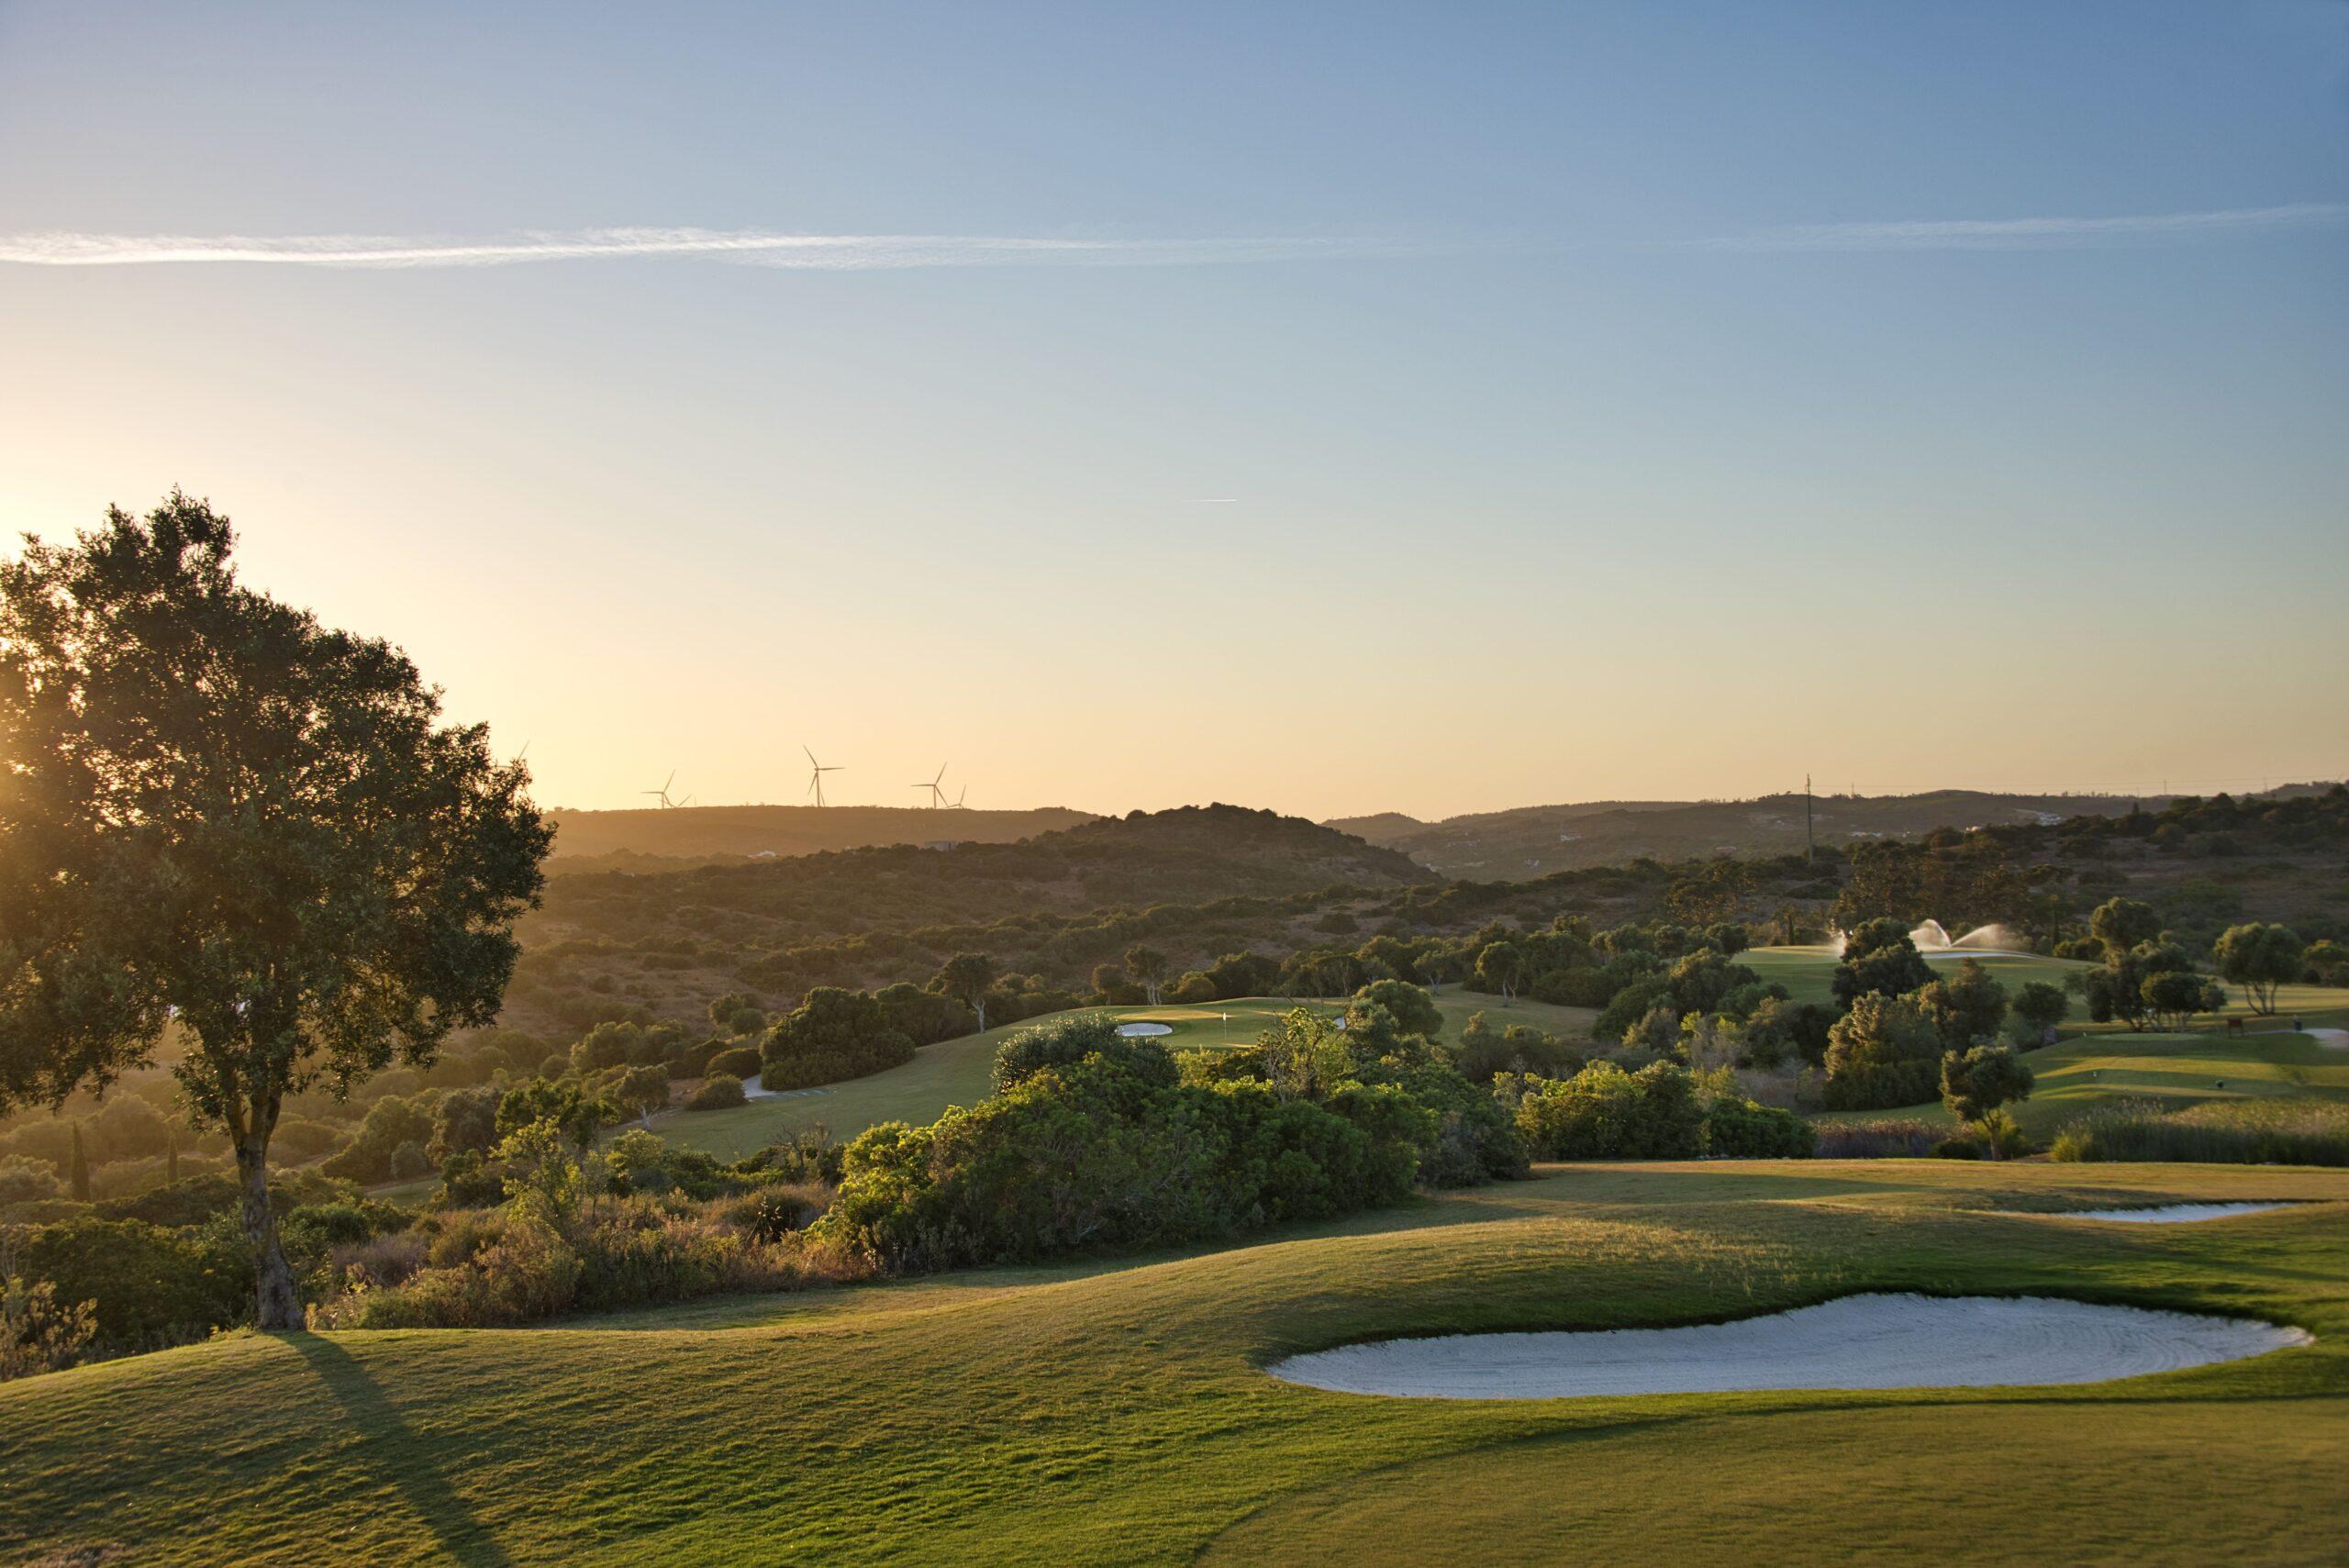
0;494;549;1325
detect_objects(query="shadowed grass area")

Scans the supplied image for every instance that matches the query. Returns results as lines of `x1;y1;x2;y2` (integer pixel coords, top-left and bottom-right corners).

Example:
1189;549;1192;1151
4;1161;2345;1565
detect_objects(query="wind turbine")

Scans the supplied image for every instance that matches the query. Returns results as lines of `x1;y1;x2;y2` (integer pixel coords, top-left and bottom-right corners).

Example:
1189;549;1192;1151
642;771;683;808
949;784;969;808
910;763;949;808
804;747;842;807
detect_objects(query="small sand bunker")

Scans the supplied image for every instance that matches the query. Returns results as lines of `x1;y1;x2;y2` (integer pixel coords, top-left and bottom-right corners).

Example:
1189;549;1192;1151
1267;1295;2306;1400
1115;1021;1174;1038
2054;1202;2298;1224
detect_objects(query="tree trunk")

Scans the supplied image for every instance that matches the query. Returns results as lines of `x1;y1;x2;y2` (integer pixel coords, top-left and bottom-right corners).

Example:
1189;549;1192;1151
237;1134;306;1329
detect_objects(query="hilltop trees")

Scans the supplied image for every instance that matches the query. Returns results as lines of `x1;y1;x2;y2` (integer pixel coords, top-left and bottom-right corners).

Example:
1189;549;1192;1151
2212;924;2304;1016
0;495;549;1328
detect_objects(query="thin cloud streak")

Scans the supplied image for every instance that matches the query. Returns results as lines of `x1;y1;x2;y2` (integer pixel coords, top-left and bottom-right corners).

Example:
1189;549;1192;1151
0;227;1374;270
1697;202;2349;252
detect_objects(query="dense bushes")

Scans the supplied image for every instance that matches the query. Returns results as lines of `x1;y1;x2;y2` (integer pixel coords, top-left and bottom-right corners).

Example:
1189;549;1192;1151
1702;1095;1819;1158
706;1044;763;1080
5;1217;248;1349
992;1015;1133;1093
819;1042;1432;1272
1515;1062;1703;1160
2050;1098;2349;1166
1510;1062;1810;1160
761;987;916;1091
685;1075;749;1111
1820;994;1943;1110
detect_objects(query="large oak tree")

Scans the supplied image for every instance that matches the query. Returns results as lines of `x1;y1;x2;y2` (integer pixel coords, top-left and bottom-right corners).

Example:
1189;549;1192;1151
0;494;549;1326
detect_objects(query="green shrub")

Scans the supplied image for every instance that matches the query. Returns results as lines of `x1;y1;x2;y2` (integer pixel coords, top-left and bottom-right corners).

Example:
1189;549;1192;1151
818;1050;1420;1272
761;988;916;1092
738;1128;847;1185
993;1015;1155;1093
1702;1096;1817;1158
6;1216;248;1350
1515;1062;1705;1161
707;1045;762;1080
1393;1065;1530;1184
0;1154;61;1207
1531;965;1616;1008
1820;994;1943;1111
686;1074;749;1111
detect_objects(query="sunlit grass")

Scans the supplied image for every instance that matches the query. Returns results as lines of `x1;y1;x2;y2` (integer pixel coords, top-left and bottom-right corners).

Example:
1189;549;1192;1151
5;1161;2345;1565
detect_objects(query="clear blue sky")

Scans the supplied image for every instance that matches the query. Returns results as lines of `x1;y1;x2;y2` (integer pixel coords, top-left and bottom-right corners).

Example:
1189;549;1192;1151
2;1;2343;817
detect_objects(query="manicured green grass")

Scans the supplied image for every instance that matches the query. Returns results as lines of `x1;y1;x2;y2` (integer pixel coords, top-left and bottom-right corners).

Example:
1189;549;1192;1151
651;990;1595;1160
1814;1030;2349;1138
1739;944;2092;1010
6;1161;2346;1565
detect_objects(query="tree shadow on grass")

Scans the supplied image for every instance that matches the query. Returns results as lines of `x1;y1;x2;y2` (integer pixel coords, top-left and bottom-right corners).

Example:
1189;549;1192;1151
287;1335;514;1568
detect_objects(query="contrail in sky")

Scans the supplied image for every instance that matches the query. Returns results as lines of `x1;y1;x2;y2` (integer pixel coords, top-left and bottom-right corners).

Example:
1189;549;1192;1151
0;228;1370;269
4;206;2335;269
1697;202;2349;251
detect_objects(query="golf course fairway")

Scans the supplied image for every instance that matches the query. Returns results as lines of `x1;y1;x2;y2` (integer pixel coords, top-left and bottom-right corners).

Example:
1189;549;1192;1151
5;1159;2344;1565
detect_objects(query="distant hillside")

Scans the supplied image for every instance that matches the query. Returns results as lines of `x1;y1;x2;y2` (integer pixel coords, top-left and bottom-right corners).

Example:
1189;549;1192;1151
508;805;1431;1031
1329;790;2205;879
494;789;2348;1040
543;803;1099;873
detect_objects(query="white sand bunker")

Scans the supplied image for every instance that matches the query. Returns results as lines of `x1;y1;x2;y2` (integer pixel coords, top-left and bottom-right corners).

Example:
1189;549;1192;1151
2053;1202;2298;1224
1267;1294;2307;1400
1115;1021;1174;1037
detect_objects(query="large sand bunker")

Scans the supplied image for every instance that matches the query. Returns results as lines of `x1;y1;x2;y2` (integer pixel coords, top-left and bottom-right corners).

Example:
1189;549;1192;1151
2054;1202;2298;1224
1266;1294;2306;1400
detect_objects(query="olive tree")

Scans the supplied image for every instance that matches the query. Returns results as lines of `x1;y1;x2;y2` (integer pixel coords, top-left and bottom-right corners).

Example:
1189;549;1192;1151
1940;1044;2035;1133
931;952;998;1034
1122;945;1169;1006
0;495;549;1327
2211;923;2303;1016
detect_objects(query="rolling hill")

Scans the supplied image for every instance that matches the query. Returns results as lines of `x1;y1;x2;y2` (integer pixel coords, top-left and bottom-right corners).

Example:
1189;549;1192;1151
543;803;1099;873
1328;789;2214;879
502;806;1438;1036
